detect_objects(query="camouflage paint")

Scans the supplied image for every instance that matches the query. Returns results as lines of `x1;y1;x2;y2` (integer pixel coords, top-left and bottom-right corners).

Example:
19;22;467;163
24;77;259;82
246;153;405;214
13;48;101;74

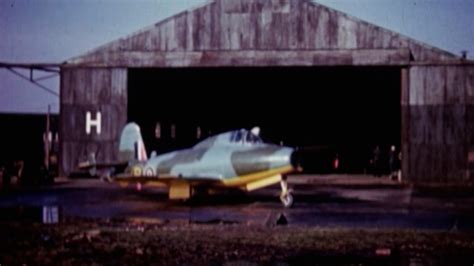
83;123;297;205
118;123;294;182
156;148;208;175
231;146;285;176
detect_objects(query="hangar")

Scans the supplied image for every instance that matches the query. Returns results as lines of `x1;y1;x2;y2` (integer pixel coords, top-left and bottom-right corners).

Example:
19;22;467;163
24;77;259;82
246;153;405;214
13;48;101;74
61;0;474;181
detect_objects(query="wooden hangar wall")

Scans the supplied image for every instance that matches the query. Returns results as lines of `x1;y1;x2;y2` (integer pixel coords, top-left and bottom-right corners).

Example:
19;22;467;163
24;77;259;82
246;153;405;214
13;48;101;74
60;0;473;181
60;68;127;175
404;65;474;181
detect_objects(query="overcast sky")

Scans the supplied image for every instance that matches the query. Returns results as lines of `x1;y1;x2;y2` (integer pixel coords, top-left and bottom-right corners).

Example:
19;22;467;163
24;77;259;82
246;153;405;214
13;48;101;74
1;0;473;114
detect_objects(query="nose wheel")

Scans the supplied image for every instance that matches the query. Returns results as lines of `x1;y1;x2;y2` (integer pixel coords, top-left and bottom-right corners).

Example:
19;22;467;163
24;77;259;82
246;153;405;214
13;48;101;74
280;177;294;208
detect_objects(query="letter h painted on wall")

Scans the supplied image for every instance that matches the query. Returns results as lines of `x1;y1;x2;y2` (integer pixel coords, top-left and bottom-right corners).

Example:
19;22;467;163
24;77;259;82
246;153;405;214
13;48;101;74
86;111;101;135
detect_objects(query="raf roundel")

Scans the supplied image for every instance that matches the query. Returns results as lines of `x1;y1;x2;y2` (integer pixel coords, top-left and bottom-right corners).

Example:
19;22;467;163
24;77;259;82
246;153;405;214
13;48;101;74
145;167;155;177
132;166;143;177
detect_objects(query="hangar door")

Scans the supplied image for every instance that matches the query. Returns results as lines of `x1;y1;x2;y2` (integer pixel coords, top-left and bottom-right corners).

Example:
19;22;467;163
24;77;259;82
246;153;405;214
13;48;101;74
128;66;401;174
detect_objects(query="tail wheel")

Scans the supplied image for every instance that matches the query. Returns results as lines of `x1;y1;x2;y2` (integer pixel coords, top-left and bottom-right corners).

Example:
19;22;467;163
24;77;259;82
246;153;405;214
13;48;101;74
280;192;294;208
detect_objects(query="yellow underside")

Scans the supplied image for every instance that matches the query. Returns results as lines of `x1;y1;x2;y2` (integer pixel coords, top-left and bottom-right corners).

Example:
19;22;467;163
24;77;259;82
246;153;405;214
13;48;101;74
221;165;294;187
116;164;294;200
243;174;282;192
169;181;191;200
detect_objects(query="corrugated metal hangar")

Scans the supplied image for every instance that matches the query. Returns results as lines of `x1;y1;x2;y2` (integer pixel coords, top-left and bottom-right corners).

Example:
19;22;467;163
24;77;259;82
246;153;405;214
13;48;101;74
60;0;474;181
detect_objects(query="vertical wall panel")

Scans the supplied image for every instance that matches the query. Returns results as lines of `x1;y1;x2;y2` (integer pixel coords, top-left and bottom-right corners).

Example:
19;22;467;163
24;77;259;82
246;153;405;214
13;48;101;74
60;68;128;175
467;67;474;104
401;105;410;181
426;106;443;144
468;104;474;179
446;66;466;104
337;16;357;49
444;105;466;145
300;2;315;49
401;68;409;106
111;68;127;105
409;67;425;105
174;13;188;51
424;66;445;105
313;6;329;48
61;69;73;105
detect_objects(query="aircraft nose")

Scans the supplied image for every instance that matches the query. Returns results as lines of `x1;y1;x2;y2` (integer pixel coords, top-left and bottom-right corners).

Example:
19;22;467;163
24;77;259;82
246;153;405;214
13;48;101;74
270;147;295;169
290;149;303;172
279;147;302;172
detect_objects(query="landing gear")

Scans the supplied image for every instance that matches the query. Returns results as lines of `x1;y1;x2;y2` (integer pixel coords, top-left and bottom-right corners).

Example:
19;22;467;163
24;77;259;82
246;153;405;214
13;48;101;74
280;191;294;208
280;177;294;208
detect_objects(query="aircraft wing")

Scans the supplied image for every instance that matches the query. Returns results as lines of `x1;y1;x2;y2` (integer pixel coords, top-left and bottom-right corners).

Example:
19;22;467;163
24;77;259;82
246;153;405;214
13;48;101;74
110;166;295;204
113;165;295;190
113;173;223;187
78;161;127;169
76;160;129;179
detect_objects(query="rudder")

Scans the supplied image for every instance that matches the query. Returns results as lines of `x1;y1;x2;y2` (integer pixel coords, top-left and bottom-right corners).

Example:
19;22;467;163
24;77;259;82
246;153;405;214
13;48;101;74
119;122;148;162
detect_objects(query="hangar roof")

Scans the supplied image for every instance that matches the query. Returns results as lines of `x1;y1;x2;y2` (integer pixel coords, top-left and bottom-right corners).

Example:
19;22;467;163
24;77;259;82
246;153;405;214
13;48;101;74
66;0;461;67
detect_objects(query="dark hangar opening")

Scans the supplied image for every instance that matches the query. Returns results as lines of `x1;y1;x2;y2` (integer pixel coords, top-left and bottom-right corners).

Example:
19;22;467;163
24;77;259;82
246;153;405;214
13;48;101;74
128;66;401;174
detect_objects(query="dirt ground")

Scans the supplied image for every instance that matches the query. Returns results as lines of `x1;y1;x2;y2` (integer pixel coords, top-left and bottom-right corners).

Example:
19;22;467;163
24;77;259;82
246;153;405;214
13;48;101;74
1;175;474;265
1;217;473;265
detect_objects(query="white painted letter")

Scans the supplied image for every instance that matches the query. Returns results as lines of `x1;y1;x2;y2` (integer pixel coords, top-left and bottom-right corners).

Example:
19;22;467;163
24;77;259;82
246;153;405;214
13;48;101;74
86;111;102;135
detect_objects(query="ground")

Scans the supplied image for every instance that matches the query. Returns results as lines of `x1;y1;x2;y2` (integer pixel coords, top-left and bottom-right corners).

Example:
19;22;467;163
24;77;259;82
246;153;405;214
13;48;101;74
1;220;474;265
0;175;474;265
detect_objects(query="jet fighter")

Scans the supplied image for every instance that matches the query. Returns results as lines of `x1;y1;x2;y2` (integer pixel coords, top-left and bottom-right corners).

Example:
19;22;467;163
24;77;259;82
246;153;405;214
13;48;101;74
79;122;300;207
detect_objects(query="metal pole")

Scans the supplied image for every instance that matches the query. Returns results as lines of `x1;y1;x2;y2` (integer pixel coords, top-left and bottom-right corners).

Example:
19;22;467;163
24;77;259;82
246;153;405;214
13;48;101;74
45;104;51;171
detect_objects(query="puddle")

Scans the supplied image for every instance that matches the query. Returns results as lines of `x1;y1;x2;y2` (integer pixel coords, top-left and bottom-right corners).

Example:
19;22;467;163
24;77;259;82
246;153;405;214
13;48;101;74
42;205;60;224
192;218;240;225
0;205;61;224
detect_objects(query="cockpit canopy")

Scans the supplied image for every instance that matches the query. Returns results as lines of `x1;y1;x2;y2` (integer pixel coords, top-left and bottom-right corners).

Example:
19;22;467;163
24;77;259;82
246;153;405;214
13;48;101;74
229;129;262;144
193;128;263;149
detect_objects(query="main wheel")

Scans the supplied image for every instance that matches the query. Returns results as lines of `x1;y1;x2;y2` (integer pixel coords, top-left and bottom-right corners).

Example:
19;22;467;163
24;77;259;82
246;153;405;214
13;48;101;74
280;192;294;208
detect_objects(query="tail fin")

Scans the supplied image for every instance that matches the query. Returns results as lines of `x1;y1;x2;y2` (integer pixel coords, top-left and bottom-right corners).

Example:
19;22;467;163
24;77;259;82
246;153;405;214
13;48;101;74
119;122;148;162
